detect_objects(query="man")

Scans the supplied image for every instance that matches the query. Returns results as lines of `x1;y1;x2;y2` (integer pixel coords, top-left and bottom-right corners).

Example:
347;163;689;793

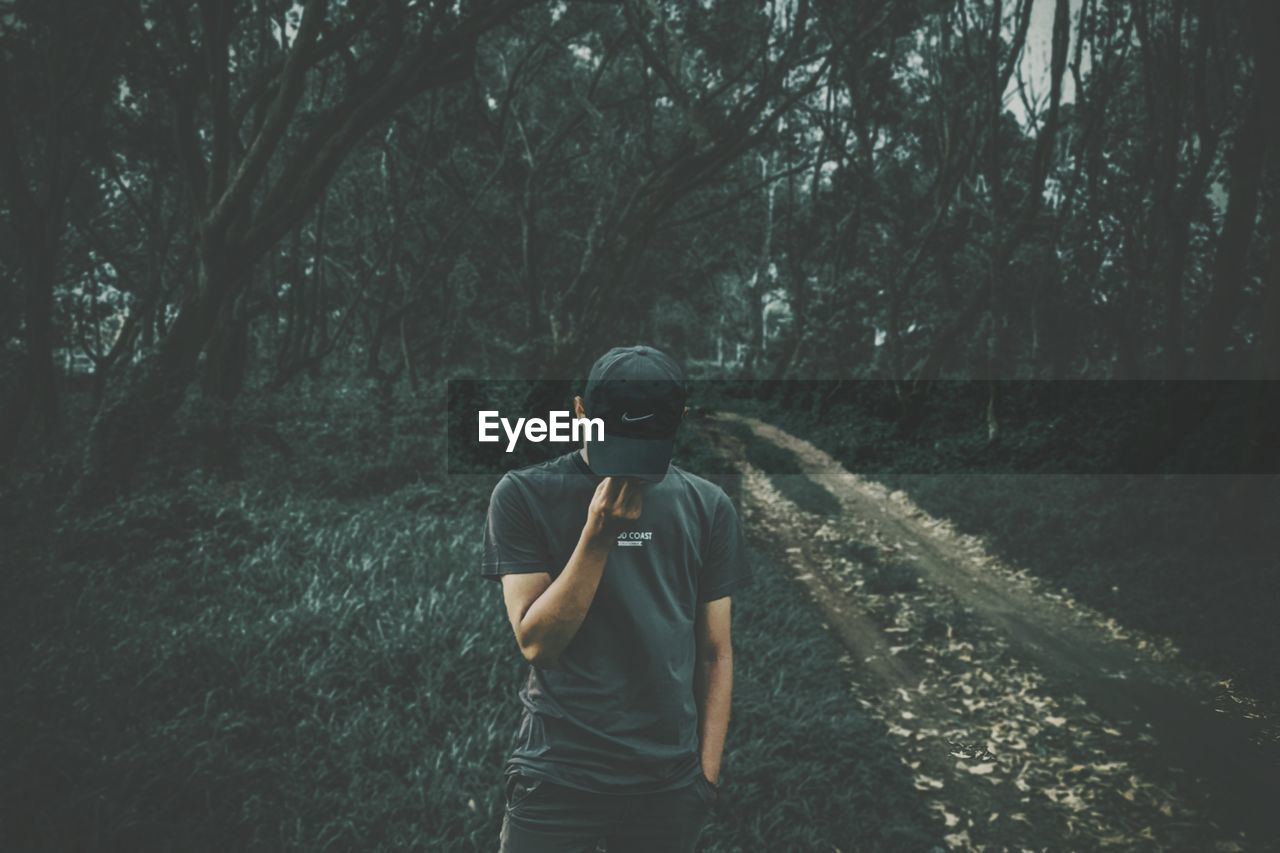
481;345;751;852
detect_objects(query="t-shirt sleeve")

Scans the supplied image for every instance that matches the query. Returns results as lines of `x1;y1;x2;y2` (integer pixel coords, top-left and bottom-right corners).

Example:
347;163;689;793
480;474;553;582
698;490;752;602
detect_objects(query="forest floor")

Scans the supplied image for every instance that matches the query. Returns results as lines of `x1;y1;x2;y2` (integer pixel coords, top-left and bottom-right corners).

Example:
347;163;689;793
707;413;1280;852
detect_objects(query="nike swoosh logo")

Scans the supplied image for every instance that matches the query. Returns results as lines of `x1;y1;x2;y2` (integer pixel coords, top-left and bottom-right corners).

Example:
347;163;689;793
621;412;655;422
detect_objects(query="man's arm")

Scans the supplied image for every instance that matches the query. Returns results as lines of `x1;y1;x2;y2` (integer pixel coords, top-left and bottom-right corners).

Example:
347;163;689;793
693;595;734;785
500;476;642;668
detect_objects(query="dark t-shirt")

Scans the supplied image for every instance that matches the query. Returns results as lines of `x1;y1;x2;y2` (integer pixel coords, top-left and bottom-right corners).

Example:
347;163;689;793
480;450;751;794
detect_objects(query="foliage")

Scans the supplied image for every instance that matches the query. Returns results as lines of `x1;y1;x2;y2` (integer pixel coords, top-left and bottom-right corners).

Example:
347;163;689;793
4;0;1279;490
0;418;936;851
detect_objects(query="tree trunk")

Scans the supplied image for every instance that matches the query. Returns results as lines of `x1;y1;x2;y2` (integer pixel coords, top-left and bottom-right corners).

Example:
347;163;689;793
69;260;238;505
1257;219;1280;381
1159;4;1216;380
745;276;765;377
24;234;59;432
910;0;1070;388
202;291;251;477
1196;95;1266;377
985;380;1000;444
1197;0;1276;377
1114;284;1141;381
0;204;61;466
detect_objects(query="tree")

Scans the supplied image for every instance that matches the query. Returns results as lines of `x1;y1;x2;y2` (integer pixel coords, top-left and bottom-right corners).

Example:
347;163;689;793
1196;0;1279;378
70;0;535;503
0;0;125;463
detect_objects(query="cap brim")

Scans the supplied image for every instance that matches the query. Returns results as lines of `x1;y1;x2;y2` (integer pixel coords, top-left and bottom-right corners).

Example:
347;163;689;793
587;433;674;482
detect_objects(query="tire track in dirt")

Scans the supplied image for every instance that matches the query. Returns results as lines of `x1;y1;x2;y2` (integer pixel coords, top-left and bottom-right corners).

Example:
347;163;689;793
709;413;1279;851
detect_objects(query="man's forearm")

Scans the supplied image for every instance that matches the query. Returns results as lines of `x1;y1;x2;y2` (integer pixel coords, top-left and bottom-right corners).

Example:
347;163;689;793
694;650;733;784
516;517;613;665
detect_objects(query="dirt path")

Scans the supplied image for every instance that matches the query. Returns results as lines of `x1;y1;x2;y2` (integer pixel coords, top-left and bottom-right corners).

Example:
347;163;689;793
710;413;1280;852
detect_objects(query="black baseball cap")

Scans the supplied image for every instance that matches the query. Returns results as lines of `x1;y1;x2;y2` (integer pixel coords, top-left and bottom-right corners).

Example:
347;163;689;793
582;345;687;481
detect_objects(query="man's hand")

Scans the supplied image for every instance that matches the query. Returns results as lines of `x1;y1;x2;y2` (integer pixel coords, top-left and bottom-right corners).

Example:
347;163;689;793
586;476;644;537
503;476;641;668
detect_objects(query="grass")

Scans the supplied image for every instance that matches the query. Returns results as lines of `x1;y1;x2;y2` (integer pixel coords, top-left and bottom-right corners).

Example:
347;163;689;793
2;479;511;851
1;398;938;851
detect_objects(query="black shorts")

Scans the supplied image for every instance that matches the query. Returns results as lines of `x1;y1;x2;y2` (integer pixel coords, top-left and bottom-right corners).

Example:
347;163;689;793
498;772;718;853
